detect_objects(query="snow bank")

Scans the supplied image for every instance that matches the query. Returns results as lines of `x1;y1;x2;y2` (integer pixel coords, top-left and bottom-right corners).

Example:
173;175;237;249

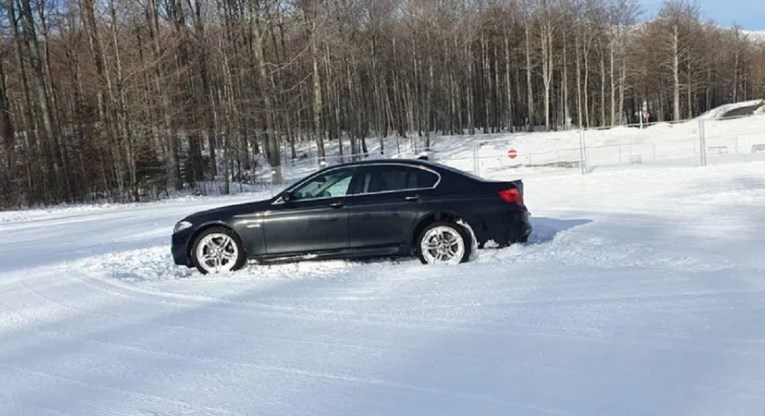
697;99;765;120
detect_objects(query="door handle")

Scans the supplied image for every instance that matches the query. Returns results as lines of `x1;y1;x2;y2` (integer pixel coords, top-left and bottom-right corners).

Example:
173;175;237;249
329;201;344;209
404;195;421;201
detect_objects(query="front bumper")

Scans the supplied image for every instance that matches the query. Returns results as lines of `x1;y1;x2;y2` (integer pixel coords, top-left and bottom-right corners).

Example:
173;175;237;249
171;229;194;267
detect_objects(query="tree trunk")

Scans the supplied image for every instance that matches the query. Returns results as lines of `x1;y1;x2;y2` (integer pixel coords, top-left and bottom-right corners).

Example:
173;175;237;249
310;9;325;162
609;37;616;126
562;29;570;129
525;24;535;131
540;20;554;131
0;59;16;179
108;0;138;200
147;0;181;190
251;6;281;182
191;0;217;179
504;32;514;131
599;45;606;127
575;32;583;128
19;0;61;201
672;24;681;121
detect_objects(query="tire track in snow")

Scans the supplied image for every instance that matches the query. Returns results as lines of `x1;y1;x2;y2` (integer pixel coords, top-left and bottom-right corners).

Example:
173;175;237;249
7;270;764;370
0;362;239;416
0;279;572;414
0;328;517;410
45;238;765;355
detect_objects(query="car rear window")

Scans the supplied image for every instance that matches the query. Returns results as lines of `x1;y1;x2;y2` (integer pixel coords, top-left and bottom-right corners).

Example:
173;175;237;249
413;169;438;188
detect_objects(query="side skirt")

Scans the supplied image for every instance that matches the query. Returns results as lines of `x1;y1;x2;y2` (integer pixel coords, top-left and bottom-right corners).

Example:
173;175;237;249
251;246;406;265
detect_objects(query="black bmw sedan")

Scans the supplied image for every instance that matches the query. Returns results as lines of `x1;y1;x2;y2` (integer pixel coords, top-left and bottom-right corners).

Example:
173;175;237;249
172;159;530;274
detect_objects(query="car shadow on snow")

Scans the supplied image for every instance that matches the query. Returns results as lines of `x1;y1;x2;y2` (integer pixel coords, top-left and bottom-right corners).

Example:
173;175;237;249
527;217;592;244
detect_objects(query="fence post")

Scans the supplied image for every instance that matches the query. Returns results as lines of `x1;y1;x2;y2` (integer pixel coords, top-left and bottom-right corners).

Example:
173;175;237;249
473;144;479;175
698;119;707;167
269;170;275;198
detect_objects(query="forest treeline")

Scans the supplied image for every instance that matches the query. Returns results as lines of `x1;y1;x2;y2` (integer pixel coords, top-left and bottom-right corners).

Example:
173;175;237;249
0;0;763;207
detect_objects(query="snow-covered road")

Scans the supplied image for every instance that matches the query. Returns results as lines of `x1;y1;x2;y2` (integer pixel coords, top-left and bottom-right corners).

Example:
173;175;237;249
1;164;764;415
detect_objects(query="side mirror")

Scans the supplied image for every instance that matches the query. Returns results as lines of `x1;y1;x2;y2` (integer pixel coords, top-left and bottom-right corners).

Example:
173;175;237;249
280;191;294;203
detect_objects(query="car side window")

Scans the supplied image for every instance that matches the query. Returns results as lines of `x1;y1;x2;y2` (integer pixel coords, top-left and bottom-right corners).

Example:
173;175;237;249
292;169;354;200
359;166;438;194
413;169;439;188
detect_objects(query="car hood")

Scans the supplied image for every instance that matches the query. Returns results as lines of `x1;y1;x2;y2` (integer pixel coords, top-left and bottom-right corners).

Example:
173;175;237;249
185;199;273;223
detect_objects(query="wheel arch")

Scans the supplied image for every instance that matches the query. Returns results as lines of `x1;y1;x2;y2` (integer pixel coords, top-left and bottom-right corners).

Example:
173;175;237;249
186;222;243;259
409;211;478;251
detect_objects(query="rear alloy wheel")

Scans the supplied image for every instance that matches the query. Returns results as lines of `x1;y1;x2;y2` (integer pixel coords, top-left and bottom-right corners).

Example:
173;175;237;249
417;221;472;265
191;227;246;274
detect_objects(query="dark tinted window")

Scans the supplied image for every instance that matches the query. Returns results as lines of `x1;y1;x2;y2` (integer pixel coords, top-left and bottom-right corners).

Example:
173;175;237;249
359;166;438;194
413;169;439;188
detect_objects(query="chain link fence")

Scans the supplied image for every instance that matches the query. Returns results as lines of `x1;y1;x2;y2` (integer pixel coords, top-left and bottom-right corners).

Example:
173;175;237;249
454;114;765;179
258;113;765;191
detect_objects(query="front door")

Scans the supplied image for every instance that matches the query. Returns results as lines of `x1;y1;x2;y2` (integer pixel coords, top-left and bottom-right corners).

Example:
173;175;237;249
262;167;355;255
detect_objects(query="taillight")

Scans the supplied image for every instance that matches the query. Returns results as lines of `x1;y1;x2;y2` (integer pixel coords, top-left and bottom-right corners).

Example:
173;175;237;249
498;188;523;204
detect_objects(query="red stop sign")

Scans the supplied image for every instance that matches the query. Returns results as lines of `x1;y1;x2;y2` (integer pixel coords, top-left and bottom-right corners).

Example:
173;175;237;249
508;148;518;159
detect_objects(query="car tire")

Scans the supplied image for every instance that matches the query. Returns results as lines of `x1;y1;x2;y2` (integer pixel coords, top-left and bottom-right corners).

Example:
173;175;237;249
191;226;247;274
416;221;472;265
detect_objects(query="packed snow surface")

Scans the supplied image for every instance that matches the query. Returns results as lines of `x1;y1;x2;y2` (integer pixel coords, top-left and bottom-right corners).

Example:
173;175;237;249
2;162;765;415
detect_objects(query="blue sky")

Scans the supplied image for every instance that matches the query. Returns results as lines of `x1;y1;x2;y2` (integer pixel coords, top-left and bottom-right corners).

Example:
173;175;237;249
640;0;765;30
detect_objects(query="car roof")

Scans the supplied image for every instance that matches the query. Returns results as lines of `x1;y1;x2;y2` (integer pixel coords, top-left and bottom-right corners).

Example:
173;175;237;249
325;158;486;181
322;158;443;170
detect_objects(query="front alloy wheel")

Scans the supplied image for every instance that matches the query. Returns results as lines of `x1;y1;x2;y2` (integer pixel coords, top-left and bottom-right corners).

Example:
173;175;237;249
191;227;246;274
417;221;471;265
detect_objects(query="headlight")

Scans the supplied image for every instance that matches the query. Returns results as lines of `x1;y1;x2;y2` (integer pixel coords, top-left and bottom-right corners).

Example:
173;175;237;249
173;221;192;234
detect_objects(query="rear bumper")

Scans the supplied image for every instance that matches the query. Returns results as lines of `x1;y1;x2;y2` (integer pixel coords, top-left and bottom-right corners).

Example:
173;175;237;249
171;230;193;267
474;208;531;245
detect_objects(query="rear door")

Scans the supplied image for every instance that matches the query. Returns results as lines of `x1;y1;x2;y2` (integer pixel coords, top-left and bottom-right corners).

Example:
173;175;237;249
345;164;440;249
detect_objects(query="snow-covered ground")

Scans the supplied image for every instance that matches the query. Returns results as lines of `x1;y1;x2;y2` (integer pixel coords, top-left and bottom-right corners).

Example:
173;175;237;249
2;159;764;415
